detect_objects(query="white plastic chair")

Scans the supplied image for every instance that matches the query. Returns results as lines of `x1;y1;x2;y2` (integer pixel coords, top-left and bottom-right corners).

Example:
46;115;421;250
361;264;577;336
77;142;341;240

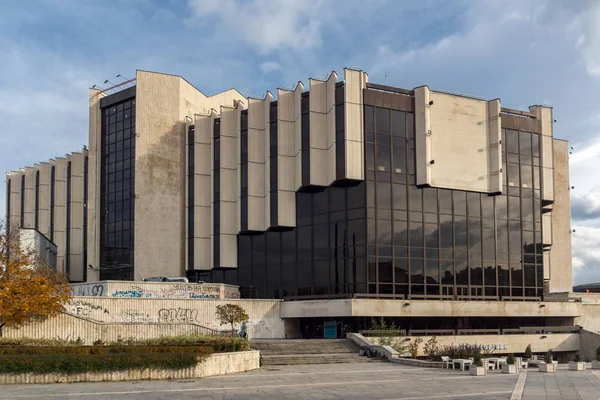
441;356;454;369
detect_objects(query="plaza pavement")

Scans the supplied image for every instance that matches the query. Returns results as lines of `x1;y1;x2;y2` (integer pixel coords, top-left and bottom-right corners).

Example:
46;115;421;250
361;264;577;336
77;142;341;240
2;362;600;399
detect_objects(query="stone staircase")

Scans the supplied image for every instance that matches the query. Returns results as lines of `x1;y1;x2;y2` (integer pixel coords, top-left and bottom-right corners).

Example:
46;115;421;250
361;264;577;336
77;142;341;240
251;339;384;366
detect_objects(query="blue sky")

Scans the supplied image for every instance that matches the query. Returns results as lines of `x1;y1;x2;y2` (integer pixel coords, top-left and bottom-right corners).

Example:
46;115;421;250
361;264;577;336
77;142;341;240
1;0;600;283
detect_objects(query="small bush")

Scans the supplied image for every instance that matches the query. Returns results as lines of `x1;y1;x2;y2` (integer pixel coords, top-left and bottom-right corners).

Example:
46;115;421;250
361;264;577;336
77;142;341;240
506;353;515;365
573;353;580;362
0;352;204;374
546;348;553;363
473;350;483;367
408;338;422;359
524;344;532;359
423;337;439;360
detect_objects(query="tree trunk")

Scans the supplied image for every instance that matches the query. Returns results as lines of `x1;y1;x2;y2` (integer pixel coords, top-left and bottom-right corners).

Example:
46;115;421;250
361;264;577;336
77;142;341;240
0;322;5;338
231;322;234;337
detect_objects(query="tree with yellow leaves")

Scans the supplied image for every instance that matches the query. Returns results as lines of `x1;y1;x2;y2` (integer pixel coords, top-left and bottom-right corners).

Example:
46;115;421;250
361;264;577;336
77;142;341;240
0;220;71;337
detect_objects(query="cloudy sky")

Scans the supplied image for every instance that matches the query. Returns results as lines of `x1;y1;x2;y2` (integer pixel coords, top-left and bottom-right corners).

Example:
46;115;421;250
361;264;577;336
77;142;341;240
1;0;599;284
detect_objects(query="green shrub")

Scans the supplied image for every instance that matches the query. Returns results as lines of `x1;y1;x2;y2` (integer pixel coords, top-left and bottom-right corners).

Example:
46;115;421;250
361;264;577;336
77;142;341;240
0;345;213;356
524;344;532;359
573;353;580;362
133;336;250;352
506;353;515;365
0;352;204;374
0;338;81;347
473;350;483;367
546;348;553;363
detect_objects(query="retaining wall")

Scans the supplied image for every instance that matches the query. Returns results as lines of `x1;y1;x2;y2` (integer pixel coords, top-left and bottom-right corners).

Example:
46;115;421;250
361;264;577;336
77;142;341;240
0;350;260;384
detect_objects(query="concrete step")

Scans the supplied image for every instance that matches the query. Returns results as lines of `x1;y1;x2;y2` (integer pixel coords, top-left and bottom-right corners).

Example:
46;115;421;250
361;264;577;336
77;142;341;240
252;339;384;366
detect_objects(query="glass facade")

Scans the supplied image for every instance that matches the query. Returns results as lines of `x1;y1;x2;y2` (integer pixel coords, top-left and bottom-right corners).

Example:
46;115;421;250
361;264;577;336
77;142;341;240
188;87;545;301
100;97;136;280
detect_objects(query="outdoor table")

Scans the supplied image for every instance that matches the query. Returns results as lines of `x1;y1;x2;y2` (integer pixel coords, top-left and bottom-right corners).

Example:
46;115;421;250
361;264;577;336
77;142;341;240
488;357;507;369
453;359;473;371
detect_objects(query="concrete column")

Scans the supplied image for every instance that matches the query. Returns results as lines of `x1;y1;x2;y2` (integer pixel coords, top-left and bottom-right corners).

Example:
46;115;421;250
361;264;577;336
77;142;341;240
6;171;21;232
22;167;35;229
192;110;216;270
343;68;368;181
414;86;432;187
218;102;242;268
292;83;304;191
487;100;502;193
52;157;68;276
309;72;337;186
530;105;554;202
247;93;271;231
548;139;573;292
87;88;105;281
277;84;303;228
38;162;51;238
69;152;85;282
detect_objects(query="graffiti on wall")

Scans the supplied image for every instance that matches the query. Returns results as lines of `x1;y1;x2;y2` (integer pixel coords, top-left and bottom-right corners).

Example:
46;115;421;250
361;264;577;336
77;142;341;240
72;284;106;297
67;300;110;318
158;308;199;323
110;284;230;299
120;309;154;323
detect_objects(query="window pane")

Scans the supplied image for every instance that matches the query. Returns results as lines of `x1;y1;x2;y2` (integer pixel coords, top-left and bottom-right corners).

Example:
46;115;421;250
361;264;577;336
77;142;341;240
376;108;390;135
506;130;519;153
519;131;531;156
453;191;466;216
376;145;391;172
392;110;406;137
411;258;424;284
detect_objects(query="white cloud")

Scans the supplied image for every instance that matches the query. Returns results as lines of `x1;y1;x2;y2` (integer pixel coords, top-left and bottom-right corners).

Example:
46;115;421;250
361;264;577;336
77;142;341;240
572;225;600;284
574;1;600;77
187;0;326;54
259;61;281;74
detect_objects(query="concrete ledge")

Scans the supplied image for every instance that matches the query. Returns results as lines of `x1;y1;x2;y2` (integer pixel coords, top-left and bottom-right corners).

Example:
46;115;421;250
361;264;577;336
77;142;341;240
391;357;444;368
0;350;260;385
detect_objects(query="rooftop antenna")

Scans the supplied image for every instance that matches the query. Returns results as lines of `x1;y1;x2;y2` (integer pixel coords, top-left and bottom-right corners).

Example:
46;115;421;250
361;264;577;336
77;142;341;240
104;79;115;86
91;84;105;91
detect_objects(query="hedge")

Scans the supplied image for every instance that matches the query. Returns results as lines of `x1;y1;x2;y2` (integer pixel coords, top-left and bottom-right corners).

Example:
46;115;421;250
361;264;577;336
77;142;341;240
0;345;214;356
0;352;206;374
0;336;250;352
134;336;250;352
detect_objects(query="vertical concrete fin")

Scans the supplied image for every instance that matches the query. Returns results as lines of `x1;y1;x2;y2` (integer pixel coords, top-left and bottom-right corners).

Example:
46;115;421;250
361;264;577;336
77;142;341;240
343;68;368;181
309;72;337;186
38;162;51;238
414;86;432;186
69;152;85;282
52;157;68;276
530;105;555;202
293;82;304;190
191;110;216;270
22;167;35;229
247;92;272;231
487;99;502;193
87;88;105;282
219;103;242;268
276;85;301;228
7;171;22;233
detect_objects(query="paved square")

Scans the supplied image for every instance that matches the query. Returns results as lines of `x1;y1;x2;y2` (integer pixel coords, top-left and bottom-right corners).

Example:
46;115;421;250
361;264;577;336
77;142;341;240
1;363;600;399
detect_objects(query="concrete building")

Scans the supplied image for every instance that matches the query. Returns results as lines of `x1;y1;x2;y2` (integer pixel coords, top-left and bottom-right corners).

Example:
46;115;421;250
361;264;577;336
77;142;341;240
5;68;579;340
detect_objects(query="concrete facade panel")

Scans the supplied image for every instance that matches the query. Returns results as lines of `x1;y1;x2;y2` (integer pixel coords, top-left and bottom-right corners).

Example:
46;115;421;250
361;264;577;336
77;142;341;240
38;163;51;238
549;139;572;293
23;167;35;229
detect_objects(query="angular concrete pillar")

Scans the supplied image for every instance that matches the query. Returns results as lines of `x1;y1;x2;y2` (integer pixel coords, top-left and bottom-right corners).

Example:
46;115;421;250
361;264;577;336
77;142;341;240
6;171;22;232
308;72;337;187
343;68;368;181
22;167;35;229
277;84;303;227
86;88;105;281
488;100;503;194
246;93;271;231
38;162;52;238
68;152;85;282
188;110;216;270
217;102;242;268
530;105;554;202
52;157;68;276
